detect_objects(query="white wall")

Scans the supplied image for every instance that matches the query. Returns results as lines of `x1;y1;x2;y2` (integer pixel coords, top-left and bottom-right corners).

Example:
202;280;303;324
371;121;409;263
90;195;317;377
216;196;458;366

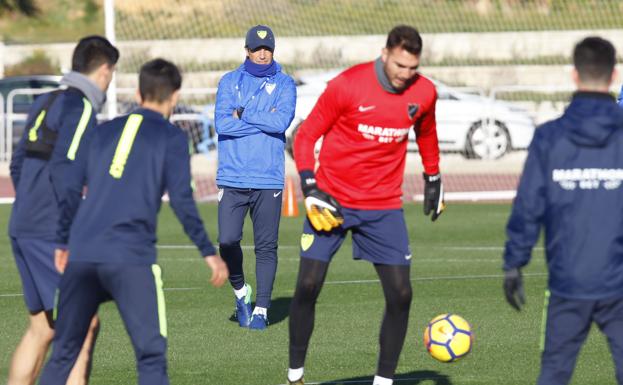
2;29;623;89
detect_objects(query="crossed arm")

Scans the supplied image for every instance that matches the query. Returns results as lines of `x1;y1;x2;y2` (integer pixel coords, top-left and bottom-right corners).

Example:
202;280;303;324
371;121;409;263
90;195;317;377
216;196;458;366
214;74;296;137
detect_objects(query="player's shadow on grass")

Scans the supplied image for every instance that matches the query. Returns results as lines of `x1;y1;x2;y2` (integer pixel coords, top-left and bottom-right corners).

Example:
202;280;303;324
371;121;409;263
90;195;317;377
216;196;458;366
318;370;453;385
228;296;292;326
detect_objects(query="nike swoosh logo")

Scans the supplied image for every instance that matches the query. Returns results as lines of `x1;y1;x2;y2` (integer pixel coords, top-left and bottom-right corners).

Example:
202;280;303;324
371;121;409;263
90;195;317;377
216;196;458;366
358;105;376;112
274;191;282;198
405;254;412;260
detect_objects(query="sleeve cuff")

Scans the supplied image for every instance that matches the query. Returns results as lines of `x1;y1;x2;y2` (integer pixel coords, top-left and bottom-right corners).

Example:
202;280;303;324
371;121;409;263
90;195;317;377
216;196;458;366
200;243;217;258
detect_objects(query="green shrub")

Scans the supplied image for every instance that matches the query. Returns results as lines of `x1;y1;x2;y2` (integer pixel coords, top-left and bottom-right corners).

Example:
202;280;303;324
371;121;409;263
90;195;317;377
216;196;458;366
4;49;60;76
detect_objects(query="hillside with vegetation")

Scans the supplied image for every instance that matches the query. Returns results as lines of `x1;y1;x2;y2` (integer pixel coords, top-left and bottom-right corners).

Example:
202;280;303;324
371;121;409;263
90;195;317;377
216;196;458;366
0;0;103;43
1;0;622;45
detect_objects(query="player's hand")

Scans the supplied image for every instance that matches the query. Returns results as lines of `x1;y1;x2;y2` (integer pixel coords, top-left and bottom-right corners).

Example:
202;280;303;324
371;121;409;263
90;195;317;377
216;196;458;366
300;171;344;232
423;173;445;221
55;248;69;273
504;268;525;311
233;107;244;119
204;255;229;287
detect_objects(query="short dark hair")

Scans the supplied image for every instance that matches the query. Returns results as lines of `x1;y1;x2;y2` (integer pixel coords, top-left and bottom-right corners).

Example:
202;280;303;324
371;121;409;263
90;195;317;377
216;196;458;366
386;25;423;56
573;36;616;84
72;35;119;74
139;58;182;103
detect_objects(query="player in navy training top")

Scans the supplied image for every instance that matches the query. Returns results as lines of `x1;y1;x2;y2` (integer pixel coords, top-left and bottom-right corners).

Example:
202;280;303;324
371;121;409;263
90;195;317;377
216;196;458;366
39;59;228;385
8;35;118;385
504;37;623;385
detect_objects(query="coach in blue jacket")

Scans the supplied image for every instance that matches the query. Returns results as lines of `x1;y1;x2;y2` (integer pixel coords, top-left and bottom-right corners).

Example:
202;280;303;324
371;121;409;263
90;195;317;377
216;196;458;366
503;36;623;385
215;25;296;329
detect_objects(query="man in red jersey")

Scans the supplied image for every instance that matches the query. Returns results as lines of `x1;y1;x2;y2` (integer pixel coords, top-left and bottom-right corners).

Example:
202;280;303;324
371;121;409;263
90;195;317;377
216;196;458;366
286;25;444;385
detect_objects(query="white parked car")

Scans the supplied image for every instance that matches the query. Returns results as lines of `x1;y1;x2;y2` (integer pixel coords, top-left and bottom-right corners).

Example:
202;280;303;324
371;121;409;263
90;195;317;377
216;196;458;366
287;70;536;160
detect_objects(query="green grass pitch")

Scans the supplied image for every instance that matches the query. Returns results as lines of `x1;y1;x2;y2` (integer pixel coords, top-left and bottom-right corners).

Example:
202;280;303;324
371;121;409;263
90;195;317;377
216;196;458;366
0;203;617;384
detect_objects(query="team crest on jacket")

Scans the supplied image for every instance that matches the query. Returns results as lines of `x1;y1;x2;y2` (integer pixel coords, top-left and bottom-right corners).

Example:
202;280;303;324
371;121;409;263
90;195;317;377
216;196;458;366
407;103;420;120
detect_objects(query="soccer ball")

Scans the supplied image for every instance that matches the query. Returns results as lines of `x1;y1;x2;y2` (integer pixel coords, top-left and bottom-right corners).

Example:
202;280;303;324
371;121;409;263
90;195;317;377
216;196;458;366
423;313;473;362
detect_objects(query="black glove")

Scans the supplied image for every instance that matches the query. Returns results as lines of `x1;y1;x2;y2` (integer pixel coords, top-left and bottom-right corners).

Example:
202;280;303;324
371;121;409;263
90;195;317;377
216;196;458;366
423;173;445;221
300;170;344;232
504;268;526;311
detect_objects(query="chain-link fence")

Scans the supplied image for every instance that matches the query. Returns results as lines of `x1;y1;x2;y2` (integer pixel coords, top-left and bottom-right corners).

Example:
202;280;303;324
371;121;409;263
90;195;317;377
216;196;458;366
112;0;623;73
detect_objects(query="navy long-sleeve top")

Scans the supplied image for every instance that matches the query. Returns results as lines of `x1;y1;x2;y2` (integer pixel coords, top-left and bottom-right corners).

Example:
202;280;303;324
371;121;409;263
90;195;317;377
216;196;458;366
58;108;216;264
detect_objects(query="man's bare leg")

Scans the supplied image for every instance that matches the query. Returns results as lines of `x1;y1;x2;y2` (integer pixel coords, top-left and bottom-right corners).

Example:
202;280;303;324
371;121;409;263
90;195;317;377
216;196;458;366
7;311;54;385
8;313;100;385
66;316;100;385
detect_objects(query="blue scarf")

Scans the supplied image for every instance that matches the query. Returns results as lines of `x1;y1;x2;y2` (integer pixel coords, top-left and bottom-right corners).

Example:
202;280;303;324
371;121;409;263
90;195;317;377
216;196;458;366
244;58;277;77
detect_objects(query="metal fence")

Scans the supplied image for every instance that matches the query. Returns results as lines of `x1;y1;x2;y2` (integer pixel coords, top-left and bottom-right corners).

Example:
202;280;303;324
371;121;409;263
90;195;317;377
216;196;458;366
0;87;220;162
3;88;54;162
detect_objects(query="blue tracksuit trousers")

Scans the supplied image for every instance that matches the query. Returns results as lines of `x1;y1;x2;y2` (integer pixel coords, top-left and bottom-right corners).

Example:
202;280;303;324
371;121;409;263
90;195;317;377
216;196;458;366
40;262;168;385
538;292;623;385
217;187;282;309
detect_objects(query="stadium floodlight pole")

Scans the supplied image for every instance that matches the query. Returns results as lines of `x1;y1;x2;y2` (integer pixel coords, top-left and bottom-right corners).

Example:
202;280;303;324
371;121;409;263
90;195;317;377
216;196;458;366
104;0;118;120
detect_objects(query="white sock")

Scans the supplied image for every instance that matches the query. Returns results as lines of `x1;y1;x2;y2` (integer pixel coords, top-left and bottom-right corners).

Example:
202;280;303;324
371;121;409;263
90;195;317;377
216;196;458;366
372;375;393;385
234;284;247;300
287;367;304;382
253;306;267;316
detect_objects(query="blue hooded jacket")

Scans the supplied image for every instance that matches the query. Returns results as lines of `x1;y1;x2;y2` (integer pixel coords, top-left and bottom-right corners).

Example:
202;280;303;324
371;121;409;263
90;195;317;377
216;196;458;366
619;84;623;106
214;62;296;189
504;92;623;300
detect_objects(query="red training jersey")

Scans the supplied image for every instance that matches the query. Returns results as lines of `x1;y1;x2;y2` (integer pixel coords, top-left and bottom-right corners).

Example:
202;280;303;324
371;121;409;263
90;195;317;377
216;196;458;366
294;61;440;210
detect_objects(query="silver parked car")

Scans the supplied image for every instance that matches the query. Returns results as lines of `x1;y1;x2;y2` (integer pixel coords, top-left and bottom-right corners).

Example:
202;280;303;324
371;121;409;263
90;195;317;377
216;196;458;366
287;70;536;160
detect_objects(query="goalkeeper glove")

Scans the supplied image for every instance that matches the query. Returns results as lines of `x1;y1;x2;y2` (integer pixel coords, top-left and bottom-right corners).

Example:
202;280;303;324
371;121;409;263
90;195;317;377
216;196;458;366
423;173;445;221
300;170;344;232
503;268;526;311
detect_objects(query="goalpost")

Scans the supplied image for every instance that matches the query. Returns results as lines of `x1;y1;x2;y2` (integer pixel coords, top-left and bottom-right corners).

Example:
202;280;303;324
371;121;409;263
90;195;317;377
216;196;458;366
104;0;117;120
